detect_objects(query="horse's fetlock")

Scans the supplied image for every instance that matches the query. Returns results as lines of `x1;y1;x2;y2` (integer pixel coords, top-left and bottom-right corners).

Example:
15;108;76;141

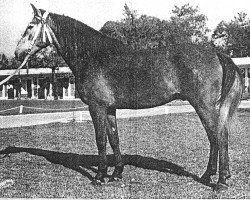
92;178;105;186
214;182;229;193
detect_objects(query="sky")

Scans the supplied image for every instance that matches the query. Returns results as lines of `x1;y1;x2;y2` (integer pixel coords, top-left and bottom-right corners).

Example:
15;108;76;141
1;0;250;57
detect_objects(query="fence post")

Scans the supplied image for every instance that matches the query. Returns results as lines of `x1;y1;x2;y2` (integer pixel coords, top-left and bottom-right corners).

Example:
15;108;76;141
72;111;75;122
79;111;83;122
19;105;23;114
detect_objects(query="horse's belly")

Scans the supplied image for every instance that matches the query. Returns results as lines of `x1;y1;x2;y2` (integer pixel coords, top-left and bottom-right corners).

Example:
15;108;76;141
115;88;179;109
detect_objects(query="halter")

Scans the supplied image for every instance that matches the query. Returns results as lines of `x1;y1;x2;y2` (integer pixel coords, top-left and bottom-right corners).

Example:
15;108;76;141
28;11;53;54
0;10;57;86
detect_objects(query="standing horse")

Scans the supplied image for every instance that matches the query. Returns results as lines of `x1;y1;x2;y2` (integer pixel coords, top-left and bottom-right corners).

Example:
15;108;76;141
15;4;243;191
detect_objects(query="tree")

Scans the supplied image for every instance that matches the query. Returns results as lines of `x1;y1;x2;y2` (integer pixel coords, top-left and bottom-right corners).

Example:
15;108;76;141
100;3;210;50
100;3;169;49
212;12;250;57
169;4;210;44
0;55;21;70
0;53;9;69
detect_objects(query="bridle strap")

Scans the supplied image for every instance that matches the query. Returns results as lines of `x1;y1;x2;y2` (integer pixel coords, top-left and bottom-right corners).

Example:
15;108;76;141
29;10;53;51
28;10;62;55
30;23;42;46
41;11;52;43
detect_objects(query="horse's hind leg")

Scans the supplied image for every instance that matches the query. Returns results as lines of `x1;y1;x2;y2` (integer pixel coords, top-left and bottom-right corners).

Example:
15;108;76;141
215;83;241;191
106;107;124;182
194;104;220;183
215;97;237;189
193;88;240;190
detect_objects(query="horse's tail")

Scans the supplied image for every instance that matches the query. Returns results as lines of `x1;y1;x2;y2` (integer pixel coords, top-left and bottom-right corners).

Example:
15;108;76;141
216;52;243;107
216;52;243;132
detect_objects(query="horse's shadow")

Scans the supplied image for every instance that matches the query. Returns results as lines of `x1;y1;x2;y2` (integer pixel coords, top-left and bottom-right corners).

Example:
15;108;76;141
0;146;215;188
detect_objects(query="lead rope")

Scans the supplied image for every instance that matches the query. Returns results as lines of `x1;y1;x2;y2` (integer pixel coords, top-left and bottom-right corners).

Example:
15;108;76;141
0;11;51;86
0;55;30;86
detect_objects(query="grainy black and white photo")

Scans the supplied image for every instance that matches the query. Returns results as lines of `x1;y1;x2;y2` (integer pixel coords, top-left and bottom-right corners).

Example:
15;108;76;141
0;0;250;198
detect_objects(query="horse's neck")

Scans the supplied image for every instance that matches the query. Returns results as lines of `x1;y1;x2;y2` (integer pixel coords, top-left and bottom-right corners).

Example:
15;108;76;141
50;15;127;76
50;18;98;74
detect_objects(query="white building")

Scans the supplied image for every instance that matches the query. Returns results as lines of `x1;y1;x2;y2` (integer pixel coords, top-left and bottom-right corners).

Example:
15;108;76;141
0;66;77;100
232;57;250;97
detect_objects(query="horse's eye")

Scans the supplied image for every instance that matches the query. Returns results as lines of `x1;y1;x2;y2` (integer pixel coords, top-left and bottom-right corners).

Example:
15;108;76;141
28;24;35;29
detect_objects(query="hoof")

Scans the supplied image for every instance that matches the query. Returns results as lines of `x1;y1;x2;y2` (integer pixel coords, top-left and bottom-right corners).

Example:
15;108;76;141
91;178;105;186
226;174;231;180
213;182;229;193
200;174;212;184
108;176;122;182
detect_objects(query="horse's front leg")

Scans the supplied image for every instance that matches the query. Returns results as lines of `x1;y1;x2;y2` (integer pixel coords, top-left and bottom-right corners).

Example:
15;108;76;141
106;107;124;182
89;103;108;185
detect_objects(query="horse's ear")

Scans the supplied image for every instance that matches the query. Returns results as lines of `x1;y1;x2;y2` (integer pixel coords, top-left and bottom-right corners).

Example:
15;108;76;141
30;3;41;17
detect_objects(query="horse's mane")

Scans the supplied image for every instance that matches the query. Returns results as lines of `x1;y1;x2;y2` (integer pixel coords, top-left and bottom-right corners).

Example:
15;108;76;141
47;11;128;59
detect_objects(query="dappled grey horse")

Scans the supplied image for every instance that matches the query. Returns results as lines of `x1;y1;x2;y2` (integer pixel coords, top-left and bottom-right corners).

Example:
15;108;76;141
14;4;243;191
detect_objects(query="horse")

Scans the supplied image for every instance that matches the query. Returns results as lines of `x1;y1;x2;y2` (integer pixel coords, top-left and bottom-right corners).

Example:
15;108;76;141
15;4;243;191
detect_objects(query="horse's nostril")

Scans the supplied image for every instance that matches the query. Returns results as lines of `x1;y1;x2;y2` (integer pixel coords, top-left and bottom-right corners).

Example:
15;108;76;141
14;50;26;62
14;51;19;60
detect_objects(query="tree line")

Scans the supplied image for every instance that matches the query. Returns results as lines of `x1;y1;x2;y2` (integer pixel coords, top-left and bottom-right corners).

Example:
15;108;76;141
1;3;250;70
100;3;210;49
100;3;250;58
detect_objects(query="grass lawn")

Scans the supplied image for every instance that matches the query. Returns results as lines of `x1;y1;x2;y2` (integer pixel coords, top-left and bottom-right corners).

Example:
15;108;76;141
0;110;249;198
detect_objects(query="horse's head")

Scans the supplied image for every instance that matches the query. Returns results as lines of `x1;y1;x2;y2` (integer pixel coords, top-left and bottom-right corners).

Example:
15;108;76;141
15;4;54;61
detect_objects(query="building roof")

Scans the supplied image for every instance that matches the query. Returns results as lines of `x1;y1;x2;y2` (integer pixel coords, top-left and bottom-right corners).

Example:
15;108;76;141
232;57;250;66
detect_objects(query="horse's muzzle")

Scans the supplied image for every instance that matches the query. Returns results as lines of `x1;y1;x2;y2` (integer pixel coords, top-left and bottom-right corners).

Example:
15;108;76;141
15;50;27;62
